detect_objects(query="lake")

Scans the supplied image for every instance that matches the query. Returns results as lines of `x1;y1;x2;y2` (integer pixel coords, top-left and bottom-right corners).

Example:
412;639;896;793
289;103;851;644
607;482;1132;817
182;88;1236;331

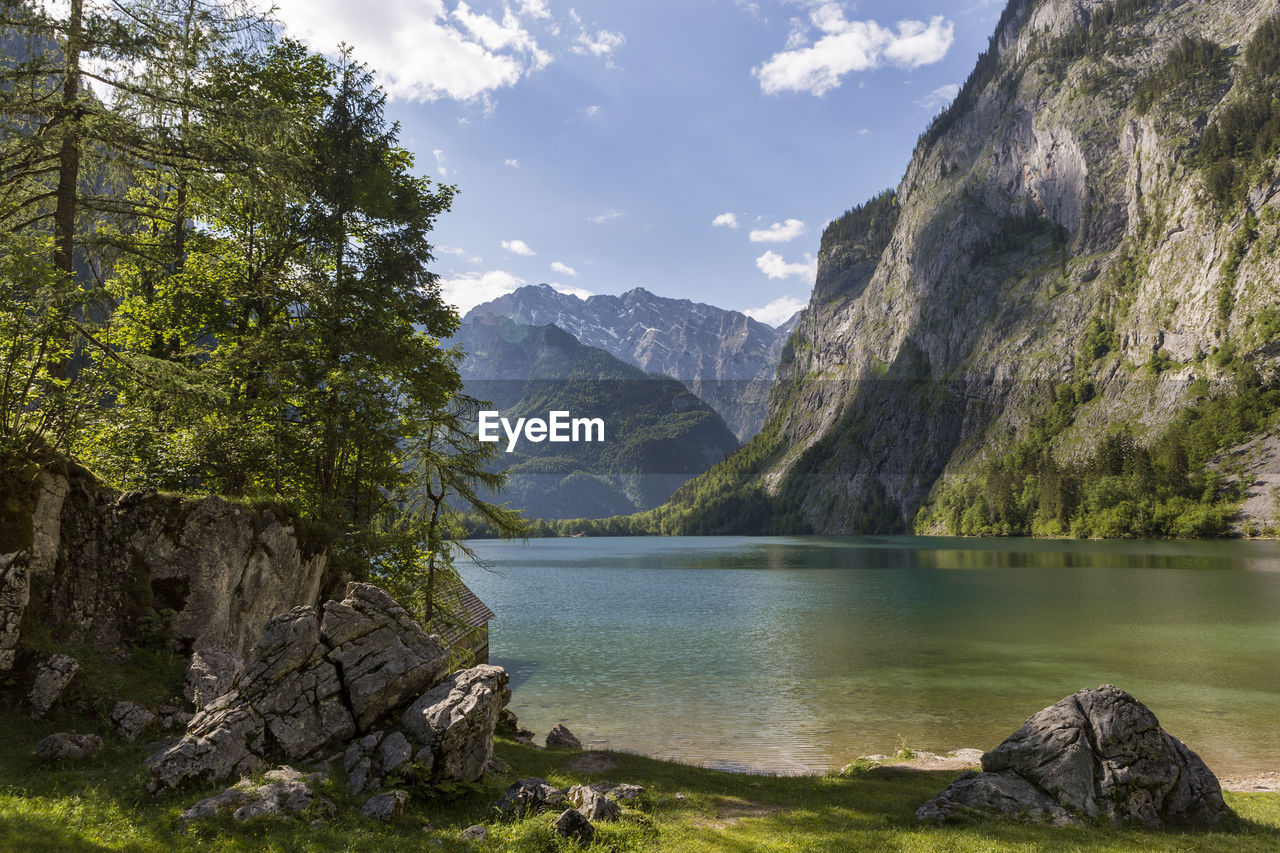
459;536;1280;776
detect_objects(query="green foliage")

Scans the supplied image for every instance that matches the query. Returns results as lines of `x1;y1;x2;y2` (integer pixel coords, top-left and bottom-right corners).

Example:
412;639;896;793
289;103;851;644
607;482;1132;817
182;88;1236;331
970;212;1062;264
819;189;898;269
1133;35;1227;114
1246;13;1280;81
1;2;515;621
917;373;1280;539
1216;213;1258;323
1194;16;1280;209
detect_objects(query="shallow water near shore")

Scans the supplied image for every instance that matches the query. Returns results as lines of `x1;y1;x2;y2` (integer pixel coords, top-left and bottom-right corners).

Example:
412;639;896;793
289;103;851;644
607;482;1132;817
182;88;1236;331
460;535;1280;776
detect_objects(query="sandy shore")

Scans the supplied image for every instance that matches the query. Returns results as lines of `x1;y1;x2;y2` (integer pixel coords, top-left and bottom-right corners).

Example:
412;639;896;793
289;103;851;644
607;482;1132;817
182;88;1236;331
864;750;1280;793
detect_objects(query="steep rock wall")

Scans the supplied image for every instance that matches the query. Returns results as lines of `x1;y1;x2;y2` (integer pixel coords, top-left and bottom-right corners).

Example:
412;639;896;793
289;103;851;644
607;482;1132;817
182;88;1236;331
756;0;1280;532
1;457;330;670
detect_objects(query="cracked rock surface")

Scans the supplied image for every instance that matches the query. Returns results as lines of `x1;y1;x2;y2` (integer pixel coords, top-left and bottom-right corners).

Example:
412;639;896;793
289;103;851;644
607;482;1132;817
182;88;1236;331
147;583;449;792
917;685;1233;828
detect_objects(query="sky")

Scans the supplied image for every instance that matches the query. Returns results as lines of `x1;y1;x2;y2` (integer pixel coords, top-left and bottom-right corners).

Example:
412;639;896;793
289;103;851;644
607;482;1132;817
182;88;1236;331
268;0;1007;326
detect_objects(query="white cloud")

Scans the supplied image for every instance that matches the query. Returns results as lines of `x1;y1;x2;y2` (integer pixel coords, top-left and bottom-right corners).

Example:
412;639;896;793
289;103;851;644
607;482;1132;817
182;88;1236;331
504;158;520;167
550;283;593;300
550;261;578;277
432;148;449;177
589;209;623;224
268;0;552;103
501;239;536;256
858;127;870;135
568;9;625;61
441;270;525;314
585;104;602;116
744;295;807;326
574;28;625;58
749;218;807;243
916;83;959;110
712;212;740;229
756;250;817;281
518;0;550;20
438;244;483;264
754;6;954;96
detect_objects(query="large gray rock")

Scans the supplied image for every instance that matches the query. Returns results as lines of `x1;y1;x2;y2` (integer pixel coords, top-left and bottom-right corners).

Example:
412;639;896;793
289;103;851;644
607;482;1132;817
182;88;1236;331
148;583;450;792
179;765;327;824
110;701;157;742
184;647;243;710
320;584;450;730
33;732;104;761
2;464;328;670
494;777;567;816
569;784;620;822
553;807;595;845
361;790;408;823
0;553;31;672
28;653;79;718
402;664;510;782
917;685;1234;828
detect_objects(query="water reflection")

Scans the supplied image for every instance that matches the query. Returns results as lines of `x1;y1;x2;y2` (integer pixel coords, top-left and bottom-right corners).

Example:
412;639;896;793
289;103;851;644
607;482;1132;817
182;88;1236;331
462;536;1280;775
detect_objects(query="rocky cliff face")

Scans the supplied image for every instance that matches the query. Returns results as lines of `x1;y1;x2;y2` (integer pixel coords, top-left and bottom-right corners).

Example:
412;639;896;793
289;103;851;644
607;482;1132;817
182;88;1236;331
1;456;332;670
743;0;1280;532
466;284;795;440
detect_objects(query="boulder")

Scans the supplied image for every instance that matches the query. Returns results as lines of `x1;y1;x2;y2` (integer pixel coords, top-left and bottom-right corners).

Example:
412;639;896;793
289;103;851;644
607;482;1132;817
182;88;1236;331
28;653;79;718
184;647;243;710
604;782;645;803
494;777;567;816
546;723;582;750
32;732;103;761
569;784;620;822
148;583;449;792
498;707;534;740
179;765;327;824
402;665;510;782
361;790;409;823
553;807;594;845
320;584;450;730
110;700;157;742
461;824;488;840
917;685;1234;828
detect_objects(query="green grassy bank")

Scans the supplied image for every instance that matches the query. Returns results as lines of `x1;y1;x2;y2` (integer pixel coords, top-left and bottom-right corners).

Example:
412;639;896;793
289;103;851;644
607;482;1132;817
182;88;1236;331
2;707;1278;852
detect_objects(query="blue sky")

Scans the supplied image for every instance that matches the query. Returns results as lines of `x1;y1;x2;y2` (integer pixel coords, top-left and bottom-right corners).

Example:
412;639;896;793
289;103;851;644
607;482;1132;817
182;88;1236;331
270;0;1005;325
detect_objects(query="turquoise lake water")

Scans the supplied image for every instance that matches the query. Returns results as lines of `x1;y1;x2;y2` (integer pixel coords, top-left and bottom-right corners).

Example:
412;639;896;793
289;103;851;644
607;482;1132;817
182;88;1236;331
459;536;1280;775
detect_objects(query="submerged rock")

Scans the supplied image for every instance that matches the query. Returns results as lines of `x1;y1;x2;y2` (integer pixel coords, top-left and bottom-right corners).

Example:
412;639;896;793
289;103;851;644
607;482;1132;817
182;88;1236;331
917;685;1233;828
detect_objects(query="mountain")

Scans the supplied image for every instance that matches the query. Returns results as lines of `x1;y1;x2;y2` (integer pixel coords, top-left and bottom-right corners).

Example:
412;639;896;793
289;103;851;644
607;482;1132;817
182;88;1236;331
465;284;796;441
456;316;739;519
646;0;1280;536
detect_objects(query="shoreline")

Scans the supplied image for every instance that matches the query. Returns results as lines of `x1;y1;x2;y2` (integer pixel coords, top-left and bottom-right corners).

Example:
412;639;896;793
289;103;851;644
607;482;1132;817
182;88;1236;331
558;744;1280;793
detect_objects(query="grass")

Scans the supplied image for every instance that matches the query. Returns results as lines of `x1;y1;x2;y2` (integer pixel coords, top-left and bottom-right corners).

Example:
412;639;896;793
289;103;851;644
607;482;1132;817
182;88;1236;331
1;703;1278;852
